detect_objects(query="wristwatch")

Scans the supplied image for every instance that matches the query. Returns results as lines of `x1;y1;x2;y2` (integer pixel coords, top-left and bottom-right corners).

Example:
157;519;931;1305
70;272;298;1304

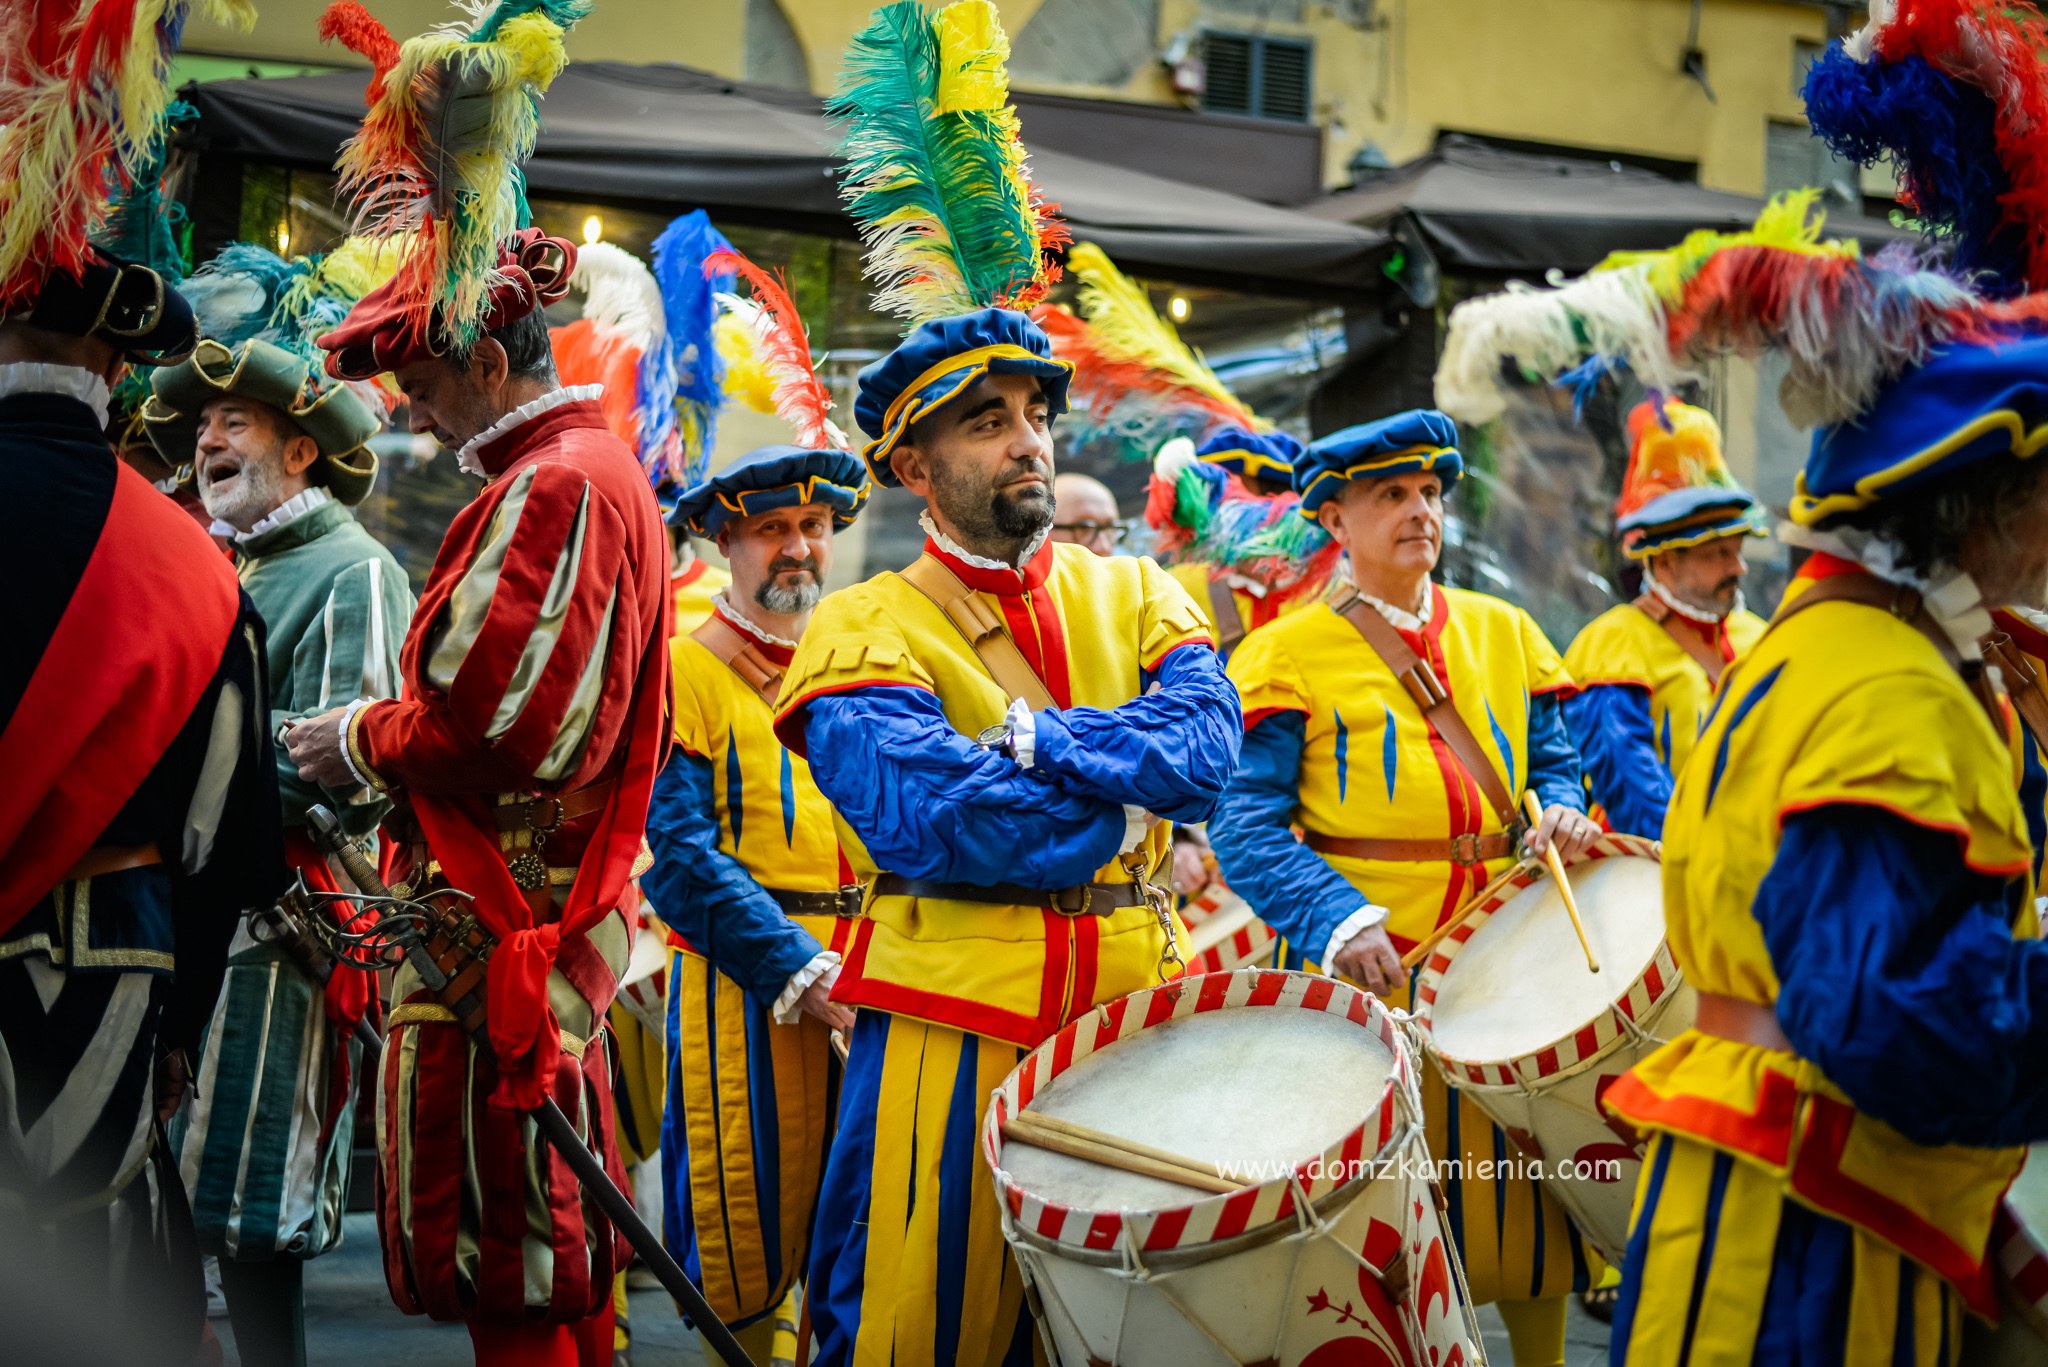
974;720;1017;761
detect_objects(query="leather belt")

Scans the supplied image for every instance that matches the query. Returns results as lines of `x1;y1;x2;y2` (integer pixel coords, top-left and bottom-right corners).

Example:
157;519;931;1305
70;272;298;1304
766;886;867;919
1692;990;1795;1054
60;844;163;883
489;780;615;833
1305;829;1516;866
871;872;1146;916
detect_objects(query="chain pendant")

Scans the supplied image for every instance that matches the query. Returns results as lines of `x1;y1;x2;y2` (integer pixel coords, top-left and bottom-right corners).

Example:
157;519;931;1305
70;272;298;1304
507;848;548;891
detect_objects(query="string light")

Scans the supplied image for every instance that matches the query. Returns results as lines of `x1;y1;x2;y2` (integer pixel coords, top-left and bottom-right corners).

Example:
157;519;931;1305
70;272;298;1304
1168;294;1191;322
582;214;603;245
276;222;290;254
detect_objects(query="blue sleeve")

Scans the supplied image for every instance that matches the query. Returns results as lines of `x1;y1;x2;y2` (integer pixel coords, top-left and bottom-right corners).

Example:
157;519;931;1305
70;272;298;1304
1030;645;1243;824
1207;711;1372;959
642;748;824;1011
1526;692;1588;814
1562;683;1671;837
1757;805;2048;1148
802;687;1128;888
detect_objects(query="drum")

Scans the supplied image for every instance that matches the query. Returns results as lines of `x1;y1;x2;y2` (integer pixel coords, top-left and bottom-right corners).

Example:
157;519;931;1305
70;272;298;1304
1412;834;1690;1263
1180;881;1278;975
1966;1142;2048;1363
982;969;1483;1367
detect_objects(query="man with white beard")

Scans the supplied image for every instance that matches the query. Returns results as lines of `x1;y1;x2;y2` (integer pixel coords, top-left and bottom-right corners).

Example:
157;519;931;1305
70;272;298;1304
143;323;412;1367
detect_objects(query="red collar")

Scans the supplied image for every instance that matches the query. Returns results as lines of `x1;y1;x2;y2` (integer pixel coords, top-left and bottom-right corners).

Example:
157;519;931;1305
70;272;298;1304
1388;583;1451;655
475;398;609;479
923;536;1053;595
712;599;796;668
1799;550;1868;582
673;557;713;591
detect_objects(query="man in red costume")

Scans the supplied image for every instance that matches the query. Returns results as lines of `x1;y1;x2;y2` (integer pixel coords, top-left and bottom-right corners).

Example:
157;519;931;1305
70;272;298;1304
288;228;672;1367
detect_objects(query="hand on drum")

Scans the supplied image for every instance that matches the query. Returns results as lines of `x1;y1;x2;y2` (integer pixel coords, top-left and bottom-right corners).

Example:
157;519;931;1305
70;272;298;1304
1332;925;1404;996
1171;837;1212;898
798;978;856;1033
1524;803;1600;863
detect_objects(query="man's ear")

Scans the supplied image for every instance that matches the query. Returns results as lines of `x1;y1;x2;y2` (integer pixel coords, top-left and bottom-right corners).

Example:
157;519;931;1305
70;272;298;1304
714;526;732;558
281;431;321;478
890;441;932;498
1315;497;1349;548
471;336;511;392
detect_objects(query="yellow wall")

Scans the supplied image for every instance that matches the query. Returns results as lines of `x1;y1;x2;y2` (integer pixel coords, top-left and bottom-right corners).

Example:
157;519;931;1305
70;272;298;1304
187;0;1837;196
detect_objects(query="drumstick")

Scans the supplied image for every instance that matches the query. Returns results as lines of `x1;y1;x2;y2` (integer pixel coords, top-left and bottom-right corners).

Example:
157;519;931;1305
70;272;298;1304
1397;857;1534;971
1019;1110;1240;1185
1002;1112;1240;1195
1521;791;1600;974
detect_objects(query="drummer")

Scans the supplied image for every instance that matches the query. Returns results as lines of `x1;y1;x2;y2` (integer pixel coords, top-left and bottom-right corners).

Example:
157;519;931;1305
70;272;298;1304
1209;409;1603;1367
1561;399;1766;838
642;446;870;1361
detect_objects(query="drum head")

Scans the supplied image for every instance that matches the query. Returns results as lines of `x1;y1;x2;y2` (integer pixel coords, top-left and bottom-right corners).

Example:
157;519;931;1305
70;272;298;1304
1427;853;1665;1065
1003;1002;1396;1212
2009;1144;2048;1250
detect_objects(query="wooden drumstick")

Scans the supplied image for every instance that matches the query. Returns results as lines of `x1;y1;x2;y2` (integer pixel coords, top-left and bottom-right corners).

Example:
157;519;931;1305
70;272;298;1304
1397;856;1534;971
1522;790;1600;974
1002;1111;1240;1195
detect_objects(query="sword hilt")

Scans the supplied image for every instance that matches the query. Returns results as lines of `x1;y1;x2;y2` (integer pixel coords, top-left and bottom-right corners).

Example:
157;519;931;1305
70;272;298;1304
306;804;389;898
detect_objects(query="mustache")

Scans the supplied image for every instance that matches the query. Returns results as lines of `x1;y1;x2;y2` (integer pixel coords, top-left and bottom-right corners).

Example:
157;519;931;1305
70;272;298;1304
996;460;1052;489
1715;575;1741;593
767;557;821;577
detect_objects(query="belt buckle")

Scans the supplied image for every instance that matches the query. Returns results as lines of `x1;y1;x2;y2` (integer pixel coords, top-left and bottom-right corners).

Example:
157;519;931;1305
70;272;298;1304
1448;832;1482;865
1052;885;1093;917
526;796;566;833
836;885;865;919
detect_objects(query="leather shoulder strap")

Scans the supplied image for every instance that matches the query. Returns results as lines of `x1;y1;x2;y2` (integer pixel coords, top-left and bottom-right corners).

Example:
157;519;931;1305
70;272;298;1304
1986;631;2048;748
896;554;1057;710
1207;576;1247;654
1332;592;1518;824
690;615;784;708
1633;592;1728;685
1770;574;2006;731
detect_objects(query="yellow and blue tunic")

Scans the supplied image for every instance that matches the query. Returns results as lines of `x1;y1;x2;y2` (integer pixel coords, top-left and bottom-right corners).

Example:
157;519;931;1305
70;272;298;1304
642;603;854;1330
1561;602;1766;837
1604;556;2048;1366
775;536;1239;1367
1210;585;1602;1316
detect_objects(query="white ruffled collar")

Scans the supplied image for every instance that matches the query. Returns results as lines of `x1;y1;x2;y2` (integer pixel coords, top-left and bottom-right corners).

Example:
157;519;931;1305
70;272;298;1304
1781;522;1993;656
0;362;109;416
455;384;603;477
919;510;1049;571
1644;567;1743;625
713;590;800;649
223;486;336;546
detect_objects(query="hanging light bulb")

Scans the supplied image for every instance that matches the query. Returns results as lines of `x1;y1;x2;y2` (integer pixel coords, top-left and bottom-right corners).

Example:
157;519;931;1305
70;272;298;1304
276;222;290;255
1168;294;1191;323
582;215;603;245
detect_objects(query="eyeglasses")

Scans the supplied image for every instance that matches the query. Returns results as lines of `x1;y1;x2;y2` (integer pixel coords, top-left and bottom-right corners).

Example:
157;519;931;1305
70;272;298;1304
1052;520;1130;548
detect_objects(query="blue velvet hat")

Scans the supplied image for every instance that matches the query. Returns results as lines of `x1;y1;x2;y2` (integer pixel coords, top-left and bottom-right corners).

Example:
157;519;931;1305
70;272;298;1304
668;445;870;538
853;307;1072;486
1197;427;1304;482
1795;331;2048;526
1295;409;1463;520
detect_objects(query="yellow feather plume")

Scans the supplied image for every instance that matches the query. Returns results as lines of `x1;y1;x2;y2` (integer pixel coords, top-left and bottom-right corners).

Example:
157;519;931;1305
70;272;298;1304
1067;241;1263;429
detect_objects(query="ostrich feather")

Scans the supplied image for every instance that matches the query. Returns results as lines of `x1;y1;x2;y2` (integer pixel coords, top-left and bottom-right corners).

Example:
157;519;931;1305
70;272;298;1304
642;211;736;485
706;246;846;450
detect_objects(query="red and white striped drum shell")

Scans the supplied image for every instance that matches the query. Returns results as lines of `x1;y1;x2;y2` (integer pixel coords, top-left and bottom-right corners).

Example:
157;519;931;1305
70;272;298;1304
1969;1143;2048;1363
982;969;1482;1367
1412;834;1691;1263
1179;880;1279;976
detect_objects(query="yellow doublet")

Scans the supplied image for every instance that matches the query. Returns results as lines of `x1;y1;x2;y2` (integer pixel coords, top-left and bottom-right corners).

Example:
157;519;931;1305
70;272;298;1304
1607;588;2035;1313
777;542;1210;1048
671;559;731;634
1226;587;1599;1311
1564;603;1765;779
1228;587;1575;948
662;630;849;1327
1168;560;1307;645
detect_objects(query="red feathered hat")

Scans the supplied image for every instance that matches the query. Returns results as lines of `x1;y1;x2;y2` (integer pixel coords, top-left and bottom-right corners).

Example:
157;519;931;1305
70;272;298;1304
316;228;576;381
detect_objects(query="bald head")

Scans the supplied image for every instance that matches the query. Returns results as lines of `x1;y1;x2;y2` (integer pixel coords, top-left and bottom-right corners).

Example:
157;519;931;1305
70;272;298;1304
1051;473;1122;556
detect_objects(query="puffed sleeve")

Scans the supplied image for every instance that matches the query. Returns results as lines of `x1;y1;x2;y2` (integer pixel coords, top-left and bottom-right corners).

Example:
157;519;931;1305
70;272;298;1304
1563;683;1672;837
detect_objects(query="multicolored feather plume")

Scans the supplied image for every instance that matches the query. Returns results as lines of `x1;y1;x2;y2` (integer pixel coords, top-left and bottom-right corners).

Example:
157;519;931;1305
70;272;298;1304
0;0;252;314
707;246;848;451
1804;0;2048;294
1037;241;1262;435
643;211;736;487
548;241;666;470
323;0;588;353
1143;438;1339;602
1435;192;2005;431
829;0;1066;325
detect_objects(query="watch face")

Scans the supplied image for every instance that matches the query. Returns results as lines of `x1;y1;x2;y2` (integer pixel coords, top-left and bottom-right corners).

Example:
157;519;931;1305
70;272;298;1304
974;723;1010;748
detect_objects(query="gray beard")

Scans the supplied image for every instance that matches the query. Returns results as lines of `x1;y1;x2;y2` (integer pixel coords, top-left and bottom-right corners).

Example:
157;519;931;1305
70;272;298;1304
197;453;289;531
756;578;822;615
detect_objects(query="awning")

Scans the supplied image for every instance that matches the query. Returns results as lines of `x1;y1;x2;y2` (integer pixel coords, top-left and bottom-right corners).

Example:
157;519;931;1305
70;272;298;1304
1303;135;1911;276
185;62;1390;294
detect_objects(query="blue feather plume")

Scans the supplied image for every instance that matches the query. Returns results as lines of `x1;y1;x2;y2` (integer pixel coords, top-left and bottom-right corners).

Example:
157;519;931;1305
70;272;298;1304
644;210;737;487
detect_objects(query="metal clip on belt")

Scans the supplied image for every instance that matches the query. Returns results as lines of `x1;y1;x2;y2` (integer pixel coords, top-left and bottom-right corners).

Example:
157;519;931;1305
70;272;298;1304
767;886;867;919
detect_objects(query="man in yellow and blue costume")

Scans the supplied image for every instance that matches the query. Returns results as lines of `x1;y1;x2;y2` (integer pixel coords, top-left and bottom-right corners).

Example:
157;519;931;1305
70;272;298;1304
1562;398;1767;837
644;444;870;1361
1210;409;1605;1367
774;304;1241;1367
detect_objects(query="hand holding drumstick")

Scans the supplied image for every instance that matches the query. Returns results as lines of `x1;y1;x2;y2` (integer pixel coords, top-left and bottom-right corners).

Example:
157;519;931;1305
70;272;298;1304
1521;790;1600;974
